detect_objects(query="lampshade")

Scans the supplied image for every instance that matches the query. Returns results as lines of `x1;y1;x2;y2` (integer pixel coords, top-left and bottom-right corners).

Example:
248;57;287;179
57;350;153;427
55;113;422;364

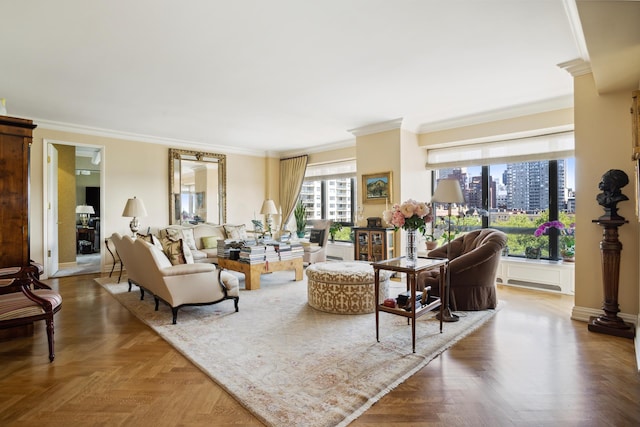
431;179;465;204
260;199;278;215
122;197;148;218
76;205;95;214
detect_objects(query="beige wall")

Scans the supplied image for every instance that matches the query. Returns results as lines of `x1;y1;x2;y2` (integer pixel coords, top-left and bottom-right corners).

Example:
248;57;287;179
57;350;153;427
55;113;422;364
30;128;266;276
308;146;356;165
356;129;401;222
419;110;575;168
418;108;574;146
574;73;639;315
355;128;429;256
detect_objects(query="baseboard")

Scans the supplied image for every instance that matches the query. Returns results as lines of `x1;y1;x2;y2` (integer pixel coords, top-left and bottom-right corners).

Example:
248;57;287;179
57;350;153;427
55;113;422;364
571;305;637;325
58;261;78;269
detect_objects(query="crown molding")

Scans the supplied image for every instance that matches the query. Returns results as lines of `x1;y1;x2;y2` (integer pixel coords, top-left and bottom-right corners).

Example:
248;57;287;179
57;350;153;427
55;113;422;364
558;58;592;77
348;118;403;137
417;95;574;134
34;118;268;157
562;0;590;62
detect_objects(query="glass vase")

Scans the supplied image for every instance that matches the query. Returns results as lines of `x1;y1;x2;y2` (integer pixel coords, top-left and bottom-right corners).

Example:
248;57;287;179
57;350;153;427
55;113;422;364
406;228;418;267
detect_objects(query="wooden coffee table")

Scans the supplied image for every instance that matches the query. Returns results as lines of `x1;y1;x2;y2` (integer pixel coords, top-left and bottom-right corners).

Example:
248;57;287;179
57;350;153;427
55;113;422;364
218;257;304;290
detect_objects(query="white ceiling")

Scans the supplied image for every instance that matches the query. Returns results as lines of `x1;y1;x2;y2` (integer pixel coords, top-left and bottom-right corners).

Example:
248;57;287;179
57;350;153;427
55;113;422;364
1;1;637;155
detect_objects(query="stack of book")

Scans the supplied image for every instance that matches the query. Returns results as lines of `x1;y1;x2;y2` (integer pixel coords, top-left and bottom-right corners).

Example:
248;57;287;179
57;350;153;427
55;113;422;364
269;242;293;260
217;239;244;258
290;242;303;258
264;245;279;262
239;244;266;264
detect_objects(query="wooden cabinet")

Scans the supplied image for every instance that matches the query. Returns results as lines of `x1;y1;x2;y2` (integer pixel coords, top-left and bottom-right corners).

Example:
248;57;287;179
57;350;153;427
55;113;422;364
0;116;37;268
354;227;395;262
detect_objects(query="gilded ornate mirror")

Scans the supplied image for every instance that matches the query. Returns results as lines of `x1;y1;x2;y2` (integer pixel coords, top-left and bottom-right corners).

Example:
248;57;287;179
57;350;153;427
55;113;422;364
169;148;226;225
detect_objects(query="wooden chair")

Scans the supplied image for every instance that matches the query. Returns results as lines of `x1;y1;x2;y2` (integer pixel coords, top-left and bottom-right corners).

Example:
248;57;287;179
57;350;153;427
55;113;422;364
0;265;63;362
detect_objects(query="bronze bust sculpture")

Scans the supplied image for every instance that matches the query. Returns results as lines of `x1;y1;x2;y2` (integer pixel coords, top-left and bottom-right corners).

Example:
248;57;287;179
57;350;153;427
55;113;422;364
596;169;629;220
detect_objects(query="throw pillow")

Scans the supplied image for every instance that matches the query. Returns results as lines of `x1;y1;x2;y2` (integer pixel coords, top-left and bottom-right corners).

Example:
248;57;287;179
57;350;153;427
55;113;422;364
161;237;193;265
182;241;195;264
181;228;198;251
201;236;218;249
136;233;154;244
309;229;325;245
224;224;248;240
161;227;184;243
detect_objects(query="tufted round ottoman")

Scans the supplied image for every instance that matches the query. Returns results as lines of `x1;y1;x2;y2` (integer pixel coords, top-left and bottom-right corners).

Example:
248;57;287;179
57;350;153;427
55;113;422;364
306;261;393;314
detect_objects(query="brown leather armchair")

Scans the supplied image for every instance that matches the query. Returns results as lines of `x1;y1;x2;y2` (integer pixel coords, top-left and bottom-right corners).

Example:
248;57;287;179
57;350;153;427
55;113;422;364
418;228;507;311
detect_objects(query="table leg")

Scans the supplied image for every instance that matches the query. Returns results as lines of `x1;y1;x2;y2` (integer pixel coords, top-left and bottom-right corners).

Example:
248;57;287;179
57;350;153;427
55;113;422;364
245;269;261;290
439;265;444;333
410;272;416;353
294;262;303;281
375;269;380;343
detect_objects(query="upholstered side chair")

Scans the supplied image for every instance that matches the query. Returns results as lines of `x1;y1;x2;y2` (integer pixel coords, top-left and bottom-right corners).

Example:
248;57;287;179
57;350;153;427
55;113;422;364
417;228;507;311
303;219;332;265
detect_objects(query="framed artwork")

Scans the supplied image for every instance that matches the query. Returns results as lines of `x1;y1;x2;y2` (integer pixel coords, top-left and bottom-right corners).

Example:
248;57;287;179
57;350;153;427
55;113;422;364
362;172;392;203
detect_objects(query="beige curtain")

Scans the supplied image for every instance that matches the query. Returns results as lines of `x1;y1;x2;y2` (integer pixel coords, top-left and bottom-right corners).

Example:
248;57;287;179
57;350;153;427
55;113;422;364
279;155;308;230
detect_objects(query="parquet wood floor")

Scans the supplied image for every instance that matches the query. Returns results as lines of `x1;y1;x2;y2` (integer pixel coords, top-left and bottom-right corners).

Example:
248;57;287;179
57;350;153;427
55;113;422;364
1;274;639;426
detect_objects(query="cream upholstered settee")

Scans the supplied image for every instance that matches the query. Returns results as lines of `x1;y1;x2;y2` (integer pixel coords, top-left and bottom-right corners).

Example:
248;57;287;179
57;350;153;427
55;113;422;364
111;233;239;324
152;223;250;265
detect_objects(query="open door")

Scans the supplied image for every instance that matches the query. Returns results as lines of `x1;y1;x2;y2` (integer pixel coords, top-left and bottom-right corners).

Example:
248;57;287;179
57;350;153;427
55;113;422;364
46;143;59;275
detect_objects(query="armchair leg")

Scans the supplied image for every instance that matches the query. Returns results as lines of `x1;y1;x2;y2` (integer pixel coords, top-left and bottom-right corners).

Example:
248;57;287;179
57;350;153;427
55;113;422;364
154;297;160;311
128;279;133;292
234;297;239;312
172;308;179;325
139;288;145;301
45;316;55;362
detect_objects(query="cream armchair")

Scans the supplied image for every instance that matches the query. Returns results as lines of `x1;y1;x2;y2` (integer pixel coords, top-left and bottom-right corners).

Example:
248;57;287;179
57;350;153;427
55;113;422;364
303;220;332;265
111;233;239;324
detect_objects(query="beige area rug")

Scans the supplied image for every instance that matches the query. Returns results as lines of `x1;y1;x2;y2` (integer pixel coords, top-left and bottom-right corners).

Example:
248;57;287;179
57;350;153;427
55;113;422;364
95;272;500;427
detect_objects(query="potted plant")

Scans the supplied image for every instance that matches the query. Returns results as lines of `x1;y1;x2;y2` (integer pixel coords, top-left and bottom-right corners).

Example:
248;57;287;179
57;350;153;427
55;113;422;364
425;235;438;251
329;222;343;241
534;220;576;261
294;200;307;238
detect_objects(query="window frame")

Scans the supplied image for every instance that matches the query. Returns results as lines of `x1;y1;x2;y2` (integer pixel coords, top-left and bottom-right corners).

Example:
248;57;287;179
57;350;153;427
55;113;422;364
432;159;572;260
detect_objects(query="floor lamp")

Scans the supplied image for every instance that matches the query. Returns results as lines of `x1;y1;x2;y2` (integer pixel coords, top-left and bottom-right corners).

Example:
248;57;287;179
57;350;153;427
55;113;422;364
431;179;465;322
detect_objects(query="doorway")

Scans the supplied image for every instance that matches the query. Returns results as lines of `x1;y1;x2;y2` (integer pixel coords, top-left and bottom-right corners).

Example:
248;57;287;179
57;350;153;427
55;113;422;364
45;141;104;278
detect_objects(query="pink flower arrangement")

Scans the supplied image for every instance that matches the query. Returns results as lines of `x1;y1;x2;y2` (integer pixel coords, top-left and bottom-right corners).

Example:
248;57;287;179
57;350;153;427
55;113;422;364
383;199;432;234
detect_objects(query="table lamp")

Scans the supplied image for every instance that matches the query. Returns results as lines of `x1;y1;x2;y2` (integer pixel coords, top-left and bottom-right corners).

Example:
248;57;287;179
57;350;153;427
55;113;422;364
122;196;148;237
431;178;465;322
76;204;95;227
260;199;278;237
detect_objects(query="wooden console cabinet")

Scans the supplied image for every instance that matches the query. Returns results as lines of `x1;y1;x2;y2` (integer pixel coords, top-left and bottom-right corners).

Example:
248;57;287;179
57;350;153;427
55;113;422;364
0;116;37;268
354;227;395;262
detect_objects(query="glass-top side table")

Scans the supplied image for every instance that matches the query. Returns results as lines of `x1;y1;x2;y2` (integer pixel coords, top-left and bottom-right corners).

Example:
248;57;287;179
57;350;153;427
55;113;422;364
373;256;448;353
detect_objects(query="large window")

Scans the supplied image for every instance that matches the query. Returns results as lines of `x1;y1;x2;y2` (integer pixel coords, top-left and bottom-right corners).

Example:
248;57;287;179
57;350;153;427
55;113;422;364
301;161;356;242
434;158;575;260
